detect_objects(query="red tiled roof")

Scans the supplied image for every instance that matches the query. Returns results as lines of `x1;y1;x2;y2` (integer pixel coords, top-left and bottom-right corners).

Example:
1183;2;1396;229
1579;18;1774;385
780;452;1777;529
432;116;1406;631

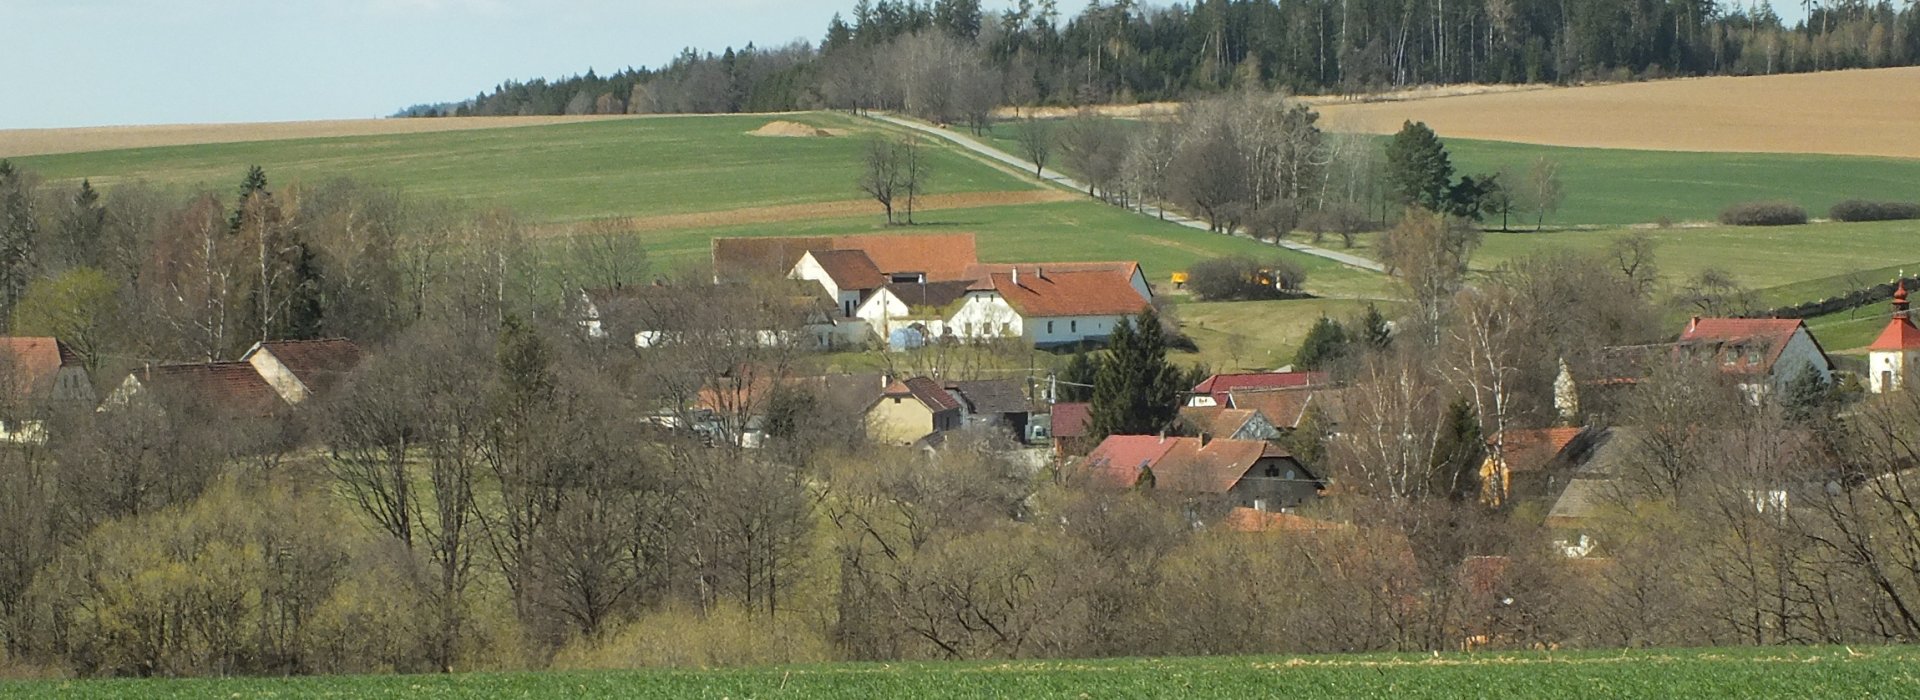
990;270;1150;318
1491;427;1584;473
1224;388;1316;428
1870;316;1920;352
1050;402;1092;439
1222;508;1350;533
806;250;886;290
135;362;285;416
1193;372;1329;403
964;261;1142;286
886;376;963;413
1082;435;1181;488
249;338;363;396
1082;435;1276;494
1676;317;1822;375
0;336;81;398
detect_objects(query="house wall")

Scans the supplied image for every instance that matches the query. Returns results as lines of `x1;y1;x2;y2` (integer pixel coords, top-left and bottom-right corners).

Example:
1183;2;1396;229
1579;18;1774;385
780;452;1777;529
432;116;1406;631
1869;349;1920;393
1124;268;1153;300
1226;456;1319;511
947;293;1024;341
790;253;864;318
1230;413;1280;441
1027;314;1130;347
869;395;939;445
1772;329;1834;391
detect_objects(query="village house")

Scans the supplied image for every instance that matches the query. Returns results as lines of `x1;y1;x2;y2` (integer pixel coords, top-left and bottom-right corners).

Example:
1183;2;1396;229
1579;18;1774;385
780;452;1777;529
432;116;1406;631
1868;283;1920;393
1080;434;1322;511
1186;371;1330;407
103;362;288;418
242;338;363;405
944;379;1033;444
1478;427;1597;508
867;376;965;446
0;337;95;443
1046;401;1093;459
1176;406;1280;441
691;372;887;448
715;233;1154;350
578;282;865;351
1675;316;1833;399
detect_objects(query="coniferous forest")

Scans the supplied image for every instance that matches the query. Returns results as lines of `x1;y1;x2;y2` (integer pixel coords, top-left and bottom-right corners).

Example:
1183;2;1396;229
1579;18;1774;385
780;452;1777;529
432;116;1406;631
398;0;1920;119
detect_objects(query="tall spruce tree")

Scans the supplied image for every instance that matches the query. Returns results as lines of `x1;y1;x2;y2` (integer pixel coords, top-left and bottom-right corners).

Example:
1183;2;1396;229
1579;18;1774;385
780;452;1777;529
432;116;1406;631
56;179;106;270
1430;397;1486;502
1385;121;1454;213
0;160;38;329
1089;308;1182;439
1293;316;1351;371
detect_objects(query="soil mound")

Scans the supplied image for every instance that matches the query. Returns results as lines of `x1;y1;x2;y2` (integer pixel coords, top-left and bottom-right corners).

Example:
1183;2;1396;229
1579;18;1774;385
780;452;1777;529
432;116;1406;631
750;120;832;137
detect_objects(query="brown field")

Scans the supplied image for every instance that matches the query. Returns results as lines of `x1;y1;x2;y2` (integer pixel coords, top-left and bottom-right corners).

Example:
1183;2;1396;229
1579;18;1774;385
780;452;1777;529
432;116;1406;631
1316;67;1920;158
0;114;655;158
532;190;1077;237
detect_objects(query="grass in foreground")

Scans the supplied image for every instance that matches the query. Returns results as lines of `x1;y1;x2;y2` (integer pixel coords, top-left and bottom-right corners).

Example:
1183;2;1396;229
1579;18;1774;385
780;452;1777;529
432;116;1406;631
10;645;1916;699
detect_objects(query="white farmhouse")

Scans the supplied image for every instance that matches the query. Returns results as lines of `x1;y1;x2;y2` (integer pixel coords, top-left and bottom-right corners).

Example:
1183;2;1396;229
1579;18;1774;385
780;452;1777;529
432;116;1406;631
946;266;1151;348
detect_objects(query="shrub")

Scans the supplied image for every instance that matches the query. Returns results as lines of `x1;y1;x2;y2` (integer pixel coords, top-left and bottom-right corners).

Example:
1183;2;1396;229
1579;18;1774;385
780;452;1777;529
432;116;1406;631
1718;201;1808;226
1185;256;1308;301
1830;199;1920;222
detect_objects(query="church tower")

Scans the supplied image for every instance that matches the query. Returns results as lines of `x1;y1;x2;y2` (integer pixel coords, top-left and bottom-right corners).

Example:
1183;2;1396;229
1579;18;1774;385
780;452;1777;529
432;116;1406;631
1868;282;1920;393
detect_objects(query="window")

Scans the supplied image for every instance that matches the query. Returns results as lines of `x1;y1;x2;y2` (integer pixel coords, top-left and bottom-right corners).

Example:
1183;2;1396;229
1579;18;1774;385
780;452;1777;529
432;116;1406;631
1070;320;1078;333
1047;321;1055;334
999;322;1010;335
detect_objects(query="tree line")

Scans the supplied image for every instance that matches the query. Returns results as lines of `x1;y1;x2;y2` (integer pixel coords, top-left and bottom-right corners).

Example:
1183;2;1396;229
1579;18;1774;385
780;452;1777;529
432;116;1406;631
403;0;1920;118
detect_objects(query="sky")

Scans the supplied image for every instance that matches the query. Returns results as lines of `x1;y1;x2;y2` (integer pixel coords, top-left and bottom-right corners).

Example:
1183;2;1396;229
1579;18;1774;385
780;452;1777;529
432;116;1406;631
0;0;1808;130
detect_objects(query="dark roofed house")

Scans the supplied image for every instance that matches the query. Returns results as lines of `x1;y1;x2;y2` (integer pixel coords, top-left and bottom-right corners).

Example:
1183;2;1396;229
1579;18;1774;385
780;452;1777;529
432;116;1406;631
1176;406;1279;442
105;362;287;418
244;338;363;405
1479;427;1598;508
945;378;1033;443
869;376;965;445
1081;435;1321;511
1048;401;1094;458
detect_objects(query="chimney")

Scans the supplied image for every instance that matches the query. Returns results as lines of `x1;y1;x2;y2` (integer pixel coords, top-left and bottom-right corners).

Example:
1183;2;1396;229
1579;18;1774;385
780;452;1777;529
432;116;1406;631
1689;315;1701;332
1036;266;1045;281
1011;267;1019;287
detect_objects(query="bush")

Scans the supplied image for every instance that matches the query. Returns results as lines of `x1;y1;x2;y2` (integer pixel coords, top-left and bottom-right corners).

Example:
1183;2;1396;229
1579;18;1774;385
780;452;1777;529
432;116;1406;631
1718;201;1808;226
1184;256;1308;301
1830;199;1920;222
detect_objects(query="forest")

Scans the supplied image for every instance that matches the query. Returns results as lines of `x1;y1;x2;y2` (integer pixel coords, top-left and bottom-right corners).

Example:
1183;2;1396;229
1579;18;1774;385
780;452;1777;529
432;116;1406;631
398;0;1920;119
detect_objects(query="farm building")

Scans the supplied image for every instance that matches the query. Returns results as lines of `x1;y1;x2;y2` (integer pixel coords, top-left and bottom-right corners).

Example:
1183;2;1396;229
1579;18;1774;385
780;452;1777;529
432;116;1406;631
0;337;95;443
1675;316;1832;398
1079;434;1322;511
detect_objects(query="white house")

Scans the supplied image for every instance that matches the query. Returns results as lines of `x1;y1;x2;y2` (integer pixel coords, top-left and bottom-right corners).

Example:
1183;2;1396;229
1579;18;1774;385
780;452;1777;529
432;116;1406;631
1675;316;1833;399
790;249;886;318
1869;283;1920;393
945;267;1151;347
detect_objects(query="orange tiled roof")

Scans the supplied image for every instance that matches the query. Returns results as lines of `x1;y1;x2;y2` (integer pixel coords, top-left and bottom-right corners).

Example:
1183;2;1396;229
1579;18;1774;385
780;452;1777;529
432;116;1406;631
711;233;979;282
1676;317;1823;375
1178;406;1261;438
250;338;363;396
1490;427;1584;473
1083;435;1279;494
0;336;81;398
1224;388;1316;428
1050;402;1092;439
135;362;285;416
990;270;1150;318
1870;316;1920;352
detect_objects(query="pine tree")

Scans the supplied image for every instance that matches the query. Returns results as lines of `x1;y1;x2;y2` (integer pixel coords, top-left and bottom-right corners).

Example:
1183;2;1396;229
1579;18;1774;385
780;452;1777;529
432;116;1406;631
1430;397;1486;502
57;179;106;270
230;165;269;234
1385;121;1454;213
1358;303;1393;350
0;160;38;329
1293;316;1351;371
1059;351;1101;402
1090;308;1182;439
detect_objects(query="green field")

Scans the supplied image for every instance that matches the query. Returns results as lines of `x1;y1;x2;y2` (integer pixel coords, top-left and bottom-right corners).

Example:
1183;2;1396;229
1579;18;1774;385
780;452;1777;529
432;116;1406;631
1171;297;1380;371
983;121;1920;228
8;114;1026;222
8;646;1914;698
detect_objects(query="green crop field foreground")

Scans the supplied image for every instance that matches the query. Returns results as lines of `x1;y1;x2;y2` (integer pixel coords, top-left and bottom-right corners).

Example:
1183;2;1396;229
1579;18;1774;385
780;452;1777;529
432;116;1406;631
8;646;1915;699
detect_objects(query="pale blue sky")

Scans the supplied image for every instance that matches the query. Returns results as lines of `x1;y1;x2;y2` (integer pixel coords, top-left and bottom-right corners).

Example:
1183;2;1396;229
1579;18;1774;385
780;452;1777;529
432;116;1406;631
1;1;1803;130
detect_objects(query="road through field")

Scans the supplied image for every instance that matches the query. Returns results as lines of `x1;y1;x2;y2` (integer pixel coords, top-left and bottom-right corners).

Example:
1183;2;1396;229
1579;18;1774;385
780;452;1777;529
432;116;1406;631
868;113;1388;274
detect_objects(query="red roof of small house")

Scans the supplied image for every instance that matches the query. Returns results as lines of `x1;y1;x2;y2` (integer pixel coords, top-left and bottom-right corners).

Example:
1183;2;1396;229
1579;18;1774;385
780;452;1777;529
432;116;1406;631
1491;427;1585;473
884;376;963;413
247;338;363;397
1081;435;1181;488
988;270;1151;319
0;336;82;398
1050;402;1092;439
1082;435;1283;494
1676;317;1828;375
1192;371;1329;403
964;261;1143;288
805;250;886;290
1869;316;1920;352
133;362;285;416
1222;508;1350;533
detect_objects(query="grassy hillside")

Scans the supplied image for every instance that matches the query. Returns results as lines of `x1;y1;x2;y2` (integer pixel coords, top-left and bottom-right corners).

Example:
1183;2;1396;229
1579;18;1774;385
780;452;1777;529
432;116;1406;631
10;646;1913;698
8;113;1026;222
